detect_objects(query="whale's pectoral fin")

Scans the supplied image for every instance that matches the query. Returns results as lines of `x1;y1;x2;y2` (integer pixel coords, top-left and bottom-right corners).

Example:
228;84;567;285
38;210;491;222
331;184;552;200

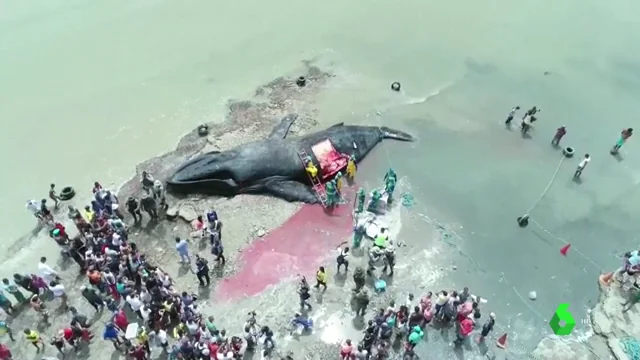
268;113;299;139
265;180;319;204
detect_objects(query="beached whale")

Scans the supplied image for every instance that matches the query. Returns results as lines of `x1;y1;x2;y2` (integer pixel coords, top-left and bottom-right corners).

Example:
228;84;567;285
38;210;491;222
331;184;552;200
167;114;414;203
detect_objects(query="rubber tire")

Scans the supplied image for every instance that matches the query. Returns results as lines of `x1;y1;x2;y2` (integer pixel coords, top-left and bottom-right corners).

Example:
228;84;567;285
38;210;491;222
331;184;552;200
563;146;574;158
59;186;75;201
391;82;401;91
517;216;529;228
197;125;209;137
296;76;307;87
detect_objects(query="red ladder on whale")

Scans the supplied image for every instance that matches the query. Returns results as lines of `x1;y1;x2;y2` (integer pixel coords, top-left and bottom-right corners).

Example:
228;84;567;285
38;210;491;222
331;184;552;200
297;149;328;208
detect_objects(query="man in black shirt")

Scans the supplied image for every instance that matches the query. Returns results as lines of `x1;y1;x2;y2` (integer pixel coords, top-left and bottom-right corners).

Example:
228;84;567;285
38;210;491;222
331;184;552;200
126;197;142;224
140;194;158;221
80;286;104;312
195;255;210;287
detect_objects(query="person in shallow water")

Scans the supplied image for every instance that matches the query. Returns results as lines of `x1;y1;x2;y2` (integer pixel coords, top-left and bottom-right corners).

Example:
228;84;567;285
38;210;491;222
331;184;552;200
611;128;633;155
504;106;520;125
552;126;567;146
573;153;590;179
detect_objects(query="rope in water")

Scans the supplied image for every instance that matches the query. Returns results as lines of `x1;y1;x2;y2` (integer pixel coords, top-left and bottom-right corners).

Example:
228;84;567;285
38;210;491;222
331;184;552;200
523;155;566;216
621;337;640;360
367;111;609;358
530;218;605;272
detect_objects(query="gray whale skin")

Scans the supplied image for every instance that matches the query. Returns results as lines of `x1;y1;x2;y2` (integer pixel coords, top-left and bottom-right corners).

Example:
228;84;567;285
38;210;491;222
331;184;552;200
167;114;414;204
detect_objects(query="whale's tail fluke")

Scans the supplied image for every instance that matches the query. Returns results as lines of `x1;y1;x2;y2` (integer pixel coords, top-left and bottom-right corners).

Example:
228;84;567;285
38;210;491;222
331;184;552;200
380;126;414;141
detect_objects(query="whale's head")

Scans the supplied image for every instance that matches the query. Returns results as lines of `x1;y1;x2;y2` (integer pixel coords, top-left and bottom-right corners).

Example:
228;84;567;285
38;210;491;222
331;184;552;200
168;151;240;194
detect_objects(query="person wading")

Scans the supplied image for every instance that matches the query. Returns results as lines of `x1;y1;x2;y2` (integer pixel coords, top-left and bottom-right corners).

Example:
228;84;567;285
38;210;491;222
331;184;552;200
551;126;567;146
611;128;633;155
573;154;590;179
504;106;520;125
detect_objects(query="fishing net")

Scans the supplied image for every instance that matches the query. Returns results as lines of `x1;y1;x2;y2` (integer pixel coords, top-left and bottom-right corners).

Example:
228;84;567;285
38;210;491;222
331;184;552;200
401;193;415;208
621;337;640;360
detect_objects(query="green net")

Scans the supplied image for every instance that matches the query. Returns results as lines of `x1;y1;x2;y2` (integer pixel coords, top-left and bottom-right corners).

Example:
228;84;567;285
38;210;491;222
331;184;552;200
621;337;640;360
401;193;415;208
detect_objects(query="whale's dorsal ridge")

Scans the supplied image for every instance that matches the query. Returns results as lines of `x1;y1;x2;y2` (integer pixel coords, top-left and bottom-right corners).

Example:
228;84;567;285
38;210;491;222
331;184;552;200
329;122;344;128
268;113;299;139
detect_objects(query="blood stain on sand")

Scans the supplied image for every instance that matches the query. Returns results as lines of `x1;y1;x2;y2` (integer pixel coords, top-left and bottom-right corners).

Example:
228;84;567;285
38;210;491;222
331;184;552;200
216;195;354;301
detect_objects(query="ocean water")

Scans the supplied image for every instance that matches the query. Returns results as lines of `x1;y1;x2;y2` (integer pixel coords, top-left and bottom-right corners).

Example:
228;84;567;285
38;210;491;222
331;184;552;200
2;0;640;355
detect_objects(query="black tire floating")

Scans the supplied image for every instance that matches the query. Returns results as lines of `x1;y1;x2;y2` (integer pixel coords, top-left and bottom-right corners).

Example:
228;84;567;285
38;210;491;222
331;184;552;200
563;146;574;158
391;82;401;91
296;76;306;87
59;186;75;201
517;216;529;228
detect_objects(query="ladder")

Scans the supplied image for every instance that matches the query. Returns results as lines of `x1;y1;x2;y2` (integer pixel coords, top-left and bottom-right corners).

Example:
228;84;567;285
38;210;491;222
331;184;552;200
297;149;328;207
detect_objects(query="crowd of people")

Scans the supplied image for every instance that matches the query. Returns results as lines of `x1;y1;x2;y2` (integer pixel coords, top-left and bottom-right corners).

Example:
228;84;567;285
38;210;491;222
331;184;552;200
0;173;297;360
0;161;506;360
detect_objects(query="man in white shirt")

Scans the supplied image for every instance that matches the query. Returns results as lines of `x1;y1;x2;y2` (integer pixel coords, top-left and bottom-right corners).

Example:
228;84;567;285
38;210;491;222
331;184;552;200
126;294;143;319
50;282;68;309
140;304;151;323
38;257;59;283
574;154;590;179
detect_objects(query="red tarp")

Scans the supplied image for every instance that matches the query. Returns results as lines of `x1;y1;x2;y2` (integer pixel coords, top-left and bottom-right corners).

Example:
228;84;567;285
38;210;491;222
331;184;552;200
311;139;349;180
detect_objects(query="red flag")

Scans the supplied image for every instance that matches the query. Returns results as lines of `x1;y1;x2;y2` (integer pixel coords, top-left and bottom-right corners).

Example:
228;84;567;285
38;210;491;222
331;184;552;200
560;244;571;256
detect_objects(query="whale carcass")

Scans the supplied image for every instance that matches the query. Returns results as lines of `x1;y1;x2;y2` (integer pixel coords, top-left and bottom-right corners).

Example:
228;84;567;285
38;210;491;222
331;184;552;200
167;114;414;204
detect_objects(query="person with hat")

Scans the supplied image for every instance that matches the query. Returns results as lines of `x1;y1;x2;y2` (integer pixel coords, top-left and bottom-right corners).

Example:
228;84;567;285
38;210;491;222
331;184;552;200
477;312;496;343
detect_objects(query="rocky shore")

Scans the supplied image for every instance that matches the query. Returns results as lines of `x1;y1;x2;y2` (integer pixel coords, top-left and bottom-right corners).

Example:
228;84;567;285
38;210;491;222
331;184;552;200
531;280;637;360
